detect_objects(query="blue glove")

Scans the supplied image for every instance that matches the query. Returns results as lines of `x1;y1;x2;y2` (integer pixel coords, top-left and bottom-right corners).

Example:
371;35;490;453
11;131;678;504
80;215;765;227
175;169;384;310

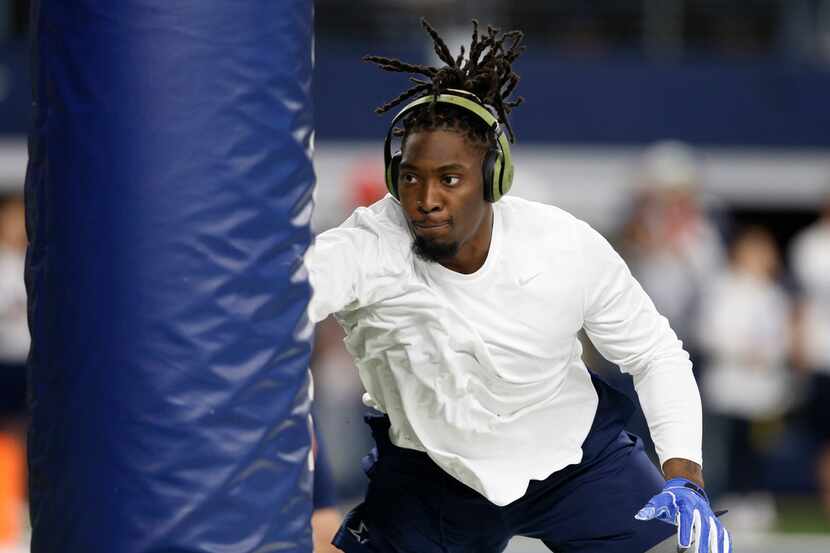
635;478;731;553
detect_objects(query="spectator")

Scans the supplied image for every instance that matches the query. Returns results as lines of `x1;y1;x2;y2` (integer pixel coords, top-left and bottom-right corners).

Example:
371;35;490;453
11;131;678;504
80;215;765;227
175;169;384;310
697;226;794;529
620;141;726;366
0;192;27;546
310;317;373;499
312;430;342;553
791;192;830;518
0;192;28;416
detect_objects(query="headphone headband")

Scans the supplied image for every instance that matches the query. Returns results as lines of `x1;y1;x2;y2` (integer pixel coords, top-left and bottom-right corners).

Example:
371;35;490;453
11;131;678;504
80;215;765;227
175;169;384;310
383;90;514;202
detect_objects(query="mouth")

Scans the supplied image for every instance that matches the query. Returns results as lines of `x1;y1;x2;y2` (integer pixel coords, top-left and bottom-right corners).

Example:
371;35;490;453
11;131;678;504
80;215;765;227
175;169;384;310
413;220;451;236
415;221;450;229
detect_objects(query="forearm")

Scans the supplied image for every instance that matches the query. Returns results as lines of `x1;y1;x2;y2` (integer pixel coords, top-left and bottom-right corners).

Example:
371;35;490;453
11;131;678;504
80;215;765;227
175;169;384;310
632;361;703;469
662;457;704;488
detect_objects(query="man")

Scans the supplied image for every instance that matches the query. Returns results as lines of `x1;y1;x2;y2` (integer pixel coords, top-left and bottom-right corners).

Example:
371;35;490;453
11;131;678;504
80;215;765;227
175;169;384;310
791;191;830;518
305;19;730;553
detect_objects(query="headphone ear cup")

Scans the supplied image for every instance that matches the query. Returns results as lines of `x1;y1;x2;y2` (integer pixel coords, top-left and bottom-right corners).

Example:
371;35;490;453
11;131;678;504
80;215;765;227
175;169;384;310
481;148;500;203
387;152;402;199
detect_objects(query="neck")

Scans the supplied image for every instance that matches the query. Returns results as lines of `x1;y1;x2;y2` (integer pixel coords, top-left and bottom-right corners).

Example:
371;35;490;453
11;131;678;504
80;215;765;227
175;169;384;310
439;206;494;274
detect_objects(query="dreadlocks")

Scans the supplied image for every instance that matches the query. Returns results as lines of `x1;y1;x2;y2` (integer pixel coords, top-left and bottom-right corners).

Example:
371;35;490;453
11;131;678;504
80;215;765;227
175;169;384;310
364;18;525;146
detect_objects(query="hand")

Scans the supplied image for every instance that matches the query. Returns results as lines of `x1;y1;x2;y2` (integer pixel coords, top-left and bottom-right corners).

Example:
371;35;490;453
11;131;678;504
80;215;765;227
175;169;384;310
635;478;731;553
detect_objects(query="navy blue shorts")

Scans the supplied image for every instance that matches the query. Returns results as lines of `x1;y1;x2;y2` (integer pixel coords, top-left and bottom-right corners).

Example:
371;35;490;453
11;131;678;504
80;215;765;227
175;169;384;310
333;375;675;553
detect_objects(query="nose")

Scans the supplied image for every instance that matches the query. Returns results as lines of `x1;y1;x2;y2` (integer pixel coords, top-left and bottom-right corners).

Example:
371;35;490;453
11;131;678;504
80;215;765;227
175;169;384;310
417;180;442;213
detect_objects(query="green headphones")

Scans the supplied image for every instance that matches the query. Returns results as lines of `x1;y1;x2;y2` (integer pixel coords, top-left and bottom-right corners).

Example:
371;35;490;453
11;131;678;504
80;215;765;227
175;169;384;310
383;89;514;203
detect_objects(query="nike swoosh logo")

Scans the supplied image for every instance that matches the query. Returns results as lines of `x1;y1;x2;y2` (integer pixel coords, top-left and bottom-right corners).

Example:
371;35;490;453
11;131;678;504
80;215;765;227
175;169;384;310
518;272;543;286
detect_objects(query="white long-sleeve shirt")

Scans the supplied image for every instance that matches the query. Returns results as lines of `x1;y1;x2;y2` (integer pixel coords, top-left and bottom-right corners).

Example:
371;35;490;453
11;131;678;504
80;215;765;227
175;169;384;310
306;194;702;506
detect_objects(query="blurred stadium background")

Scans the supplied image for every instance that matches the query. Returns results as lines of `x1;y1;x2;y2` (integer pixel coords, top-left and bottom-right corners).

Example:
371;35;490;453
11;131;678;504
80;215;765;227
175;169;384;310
0;1;829;552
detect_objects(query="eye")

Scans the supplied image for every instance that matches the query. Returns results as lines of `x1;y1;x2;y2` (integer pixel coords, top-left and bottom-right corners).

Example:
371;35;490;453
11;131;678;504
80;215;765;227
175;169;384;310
442;175;460;187
400;173;418;185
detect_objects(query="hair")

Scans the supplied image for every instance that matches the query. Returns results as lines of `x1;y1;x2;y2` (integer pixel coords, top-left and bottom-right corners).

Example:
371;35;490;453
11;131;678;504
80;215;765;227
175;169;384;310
412;234;459;264
364;18;525;148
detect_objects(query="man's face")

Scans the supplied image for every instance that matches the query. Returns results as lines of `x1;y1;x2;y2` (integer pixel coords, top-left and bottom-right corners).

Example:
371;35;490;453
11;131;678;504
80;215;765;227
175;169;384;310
397;129;490;264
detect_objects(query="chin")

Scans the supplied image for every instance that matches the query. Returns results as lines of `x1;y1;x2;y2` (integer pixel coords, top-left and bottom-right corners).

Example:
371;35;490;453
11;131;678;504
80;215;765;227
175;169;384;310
412;235;459;263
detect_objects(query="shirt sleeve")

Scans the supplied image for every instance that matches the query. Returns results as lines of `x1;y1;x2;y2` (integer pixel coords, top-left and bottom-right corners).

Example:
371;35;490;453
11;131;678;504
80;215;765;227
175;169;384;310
578;220;703;468
304;225;365;324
